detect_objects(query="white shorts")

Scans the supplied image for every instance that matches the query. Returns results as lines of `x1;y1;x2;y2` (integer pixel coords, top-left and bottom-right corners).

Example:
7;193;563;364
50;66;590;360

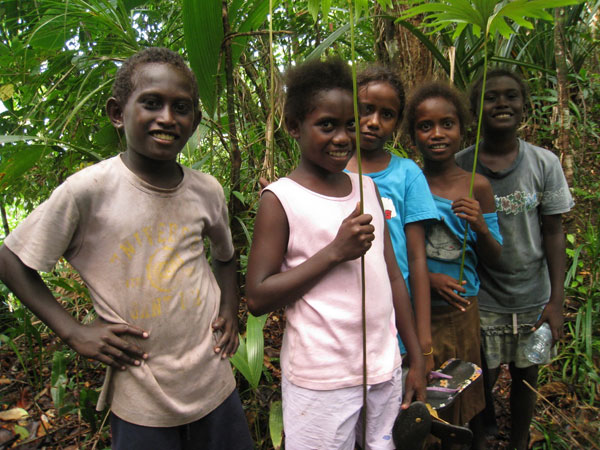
282;367;402;450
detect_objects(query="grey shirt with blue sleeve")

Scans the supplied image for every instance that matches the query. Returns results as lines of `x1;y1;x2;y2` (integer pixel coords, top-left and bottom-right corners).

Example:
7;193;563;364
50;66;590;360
455;139;574;313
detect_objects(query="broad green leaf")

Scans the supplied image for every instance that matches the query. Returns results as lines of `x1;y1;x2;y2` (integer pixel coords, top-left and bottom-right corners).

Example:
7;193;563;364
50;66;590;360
230;313;267;389
246;313;268;389
375;0;393;10
232;190;246;205
398;0;583;41
13;424;29;440
183;0;223;117
123;0;148;10
51;350;67;386
93;124;121;148
269;400;284;449
51;374;68;409
0;144;48;193
28;15;70;50
308;0;321;22
235;215;252;247
230;337;252;383
355;0;369;18
230;0;277;68
321;0;332;20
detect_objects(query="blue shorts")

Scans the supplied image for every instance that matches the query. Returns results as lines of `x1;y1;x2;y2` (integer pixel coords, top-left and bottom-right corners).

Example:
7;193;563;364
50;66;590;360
110;389;253;450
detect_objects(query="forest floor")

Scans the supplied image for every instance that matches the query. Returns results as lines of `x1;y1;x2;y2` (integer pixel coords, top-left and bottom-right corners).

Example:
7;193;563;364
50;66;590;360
1;302;597;449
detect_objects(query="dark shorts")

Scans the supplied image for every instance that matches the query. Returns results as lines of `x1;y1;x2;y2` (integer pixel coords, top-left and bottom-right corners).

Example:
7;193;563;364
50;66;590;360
110;389;253;450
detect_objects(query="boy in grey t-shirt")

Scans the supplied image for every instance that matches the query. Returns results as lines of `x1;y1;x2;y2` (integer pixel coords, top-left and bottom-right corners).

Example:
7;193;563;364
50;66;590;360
0;48;252;449
455;70;573;450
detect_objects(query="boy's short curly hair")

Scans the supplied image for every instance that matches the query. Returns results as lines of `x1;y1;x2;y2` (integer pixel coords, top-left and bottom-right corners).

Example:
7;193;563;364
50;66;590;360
284;58;353;125
112;47;200;111
404;81;470;143
357;65;405;120
469;68;529;112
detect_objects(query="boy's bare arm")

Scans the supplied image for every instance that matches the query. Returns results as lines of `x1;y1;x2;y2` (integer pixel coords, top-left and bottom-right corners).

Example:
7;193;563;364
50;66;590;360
0;245;148;370
405;222;434;374
246;193;373;316
538;213;566;341
211;256;240;358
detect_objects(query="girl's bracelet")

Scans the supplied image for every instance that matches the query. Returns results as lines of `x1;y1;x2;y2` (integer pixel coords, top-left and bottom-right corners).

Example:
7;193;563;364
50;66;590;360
423;347;434;356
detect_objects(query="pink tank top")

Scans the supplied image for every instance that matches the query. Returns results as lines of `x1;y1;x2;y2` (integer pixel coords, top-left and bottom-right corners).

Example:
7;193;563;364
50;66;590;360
265;173;401;390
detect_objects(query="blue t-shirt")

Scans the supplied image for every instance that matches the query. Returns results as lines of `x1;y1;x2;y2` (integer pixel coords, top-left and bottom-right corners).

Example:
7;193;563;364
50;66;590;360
352;155;438;355
425;195;503;307
360;155;439;285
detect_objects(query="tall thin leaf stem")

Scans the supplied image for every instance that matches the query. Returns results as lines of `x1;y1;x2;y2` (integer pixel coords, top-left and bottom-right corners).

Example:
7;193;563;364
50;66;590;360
268;0;275;181
348;2;367;448
458;41;488;283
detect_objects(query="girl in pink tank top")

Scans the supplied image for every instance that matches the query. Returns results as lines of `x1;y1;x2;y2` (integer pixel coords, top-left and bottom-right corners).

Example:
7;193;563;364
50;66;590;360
246;58;426;450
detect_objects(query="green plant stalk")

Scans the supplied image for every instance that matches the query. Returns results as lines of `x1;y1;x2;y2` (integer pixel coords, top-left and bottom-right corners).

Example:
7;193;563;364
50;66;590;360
268;0;275;181
458;40;488;284
348;1;367;448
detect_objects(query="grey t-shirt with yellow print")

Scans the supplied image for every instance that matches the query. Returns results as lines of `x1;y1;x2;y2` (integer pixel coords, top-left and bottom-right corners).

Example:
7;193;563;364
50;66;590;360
5;155;236;427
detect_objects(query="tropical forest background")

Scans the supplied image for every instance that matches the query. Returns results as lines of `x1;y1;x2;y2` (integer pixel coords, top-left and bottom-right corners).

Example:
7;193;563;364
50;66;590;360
0;0;599;448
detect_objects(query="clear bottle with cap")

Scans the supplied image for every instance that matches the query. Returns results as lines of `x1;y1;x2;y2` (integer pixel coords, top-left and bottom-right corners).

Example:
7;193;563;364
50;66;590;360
523;322;553;364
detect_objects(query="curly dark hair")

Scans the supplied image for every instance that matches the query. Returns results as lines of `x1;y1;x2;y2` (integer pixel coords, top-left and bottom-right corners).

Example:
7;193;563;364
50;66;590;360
284;57;353;125
469;68;529;113
112;47;200;113
357;65;405;120
404;81;470;143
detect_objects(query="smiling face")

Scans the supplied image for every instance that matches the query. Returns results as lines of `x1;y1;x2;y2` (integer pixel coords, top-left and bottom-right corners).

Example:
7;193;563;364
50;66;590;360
480;75;524;134
288;88;355;175
358;81;401;154
414;96;462;163
107;62;200;163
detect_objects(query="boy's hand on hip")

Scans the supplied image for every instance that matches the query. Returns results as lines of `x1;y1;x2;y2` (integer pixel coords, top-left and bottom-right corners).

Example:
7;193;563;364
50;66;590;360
65;319;148;370
212;312;240;359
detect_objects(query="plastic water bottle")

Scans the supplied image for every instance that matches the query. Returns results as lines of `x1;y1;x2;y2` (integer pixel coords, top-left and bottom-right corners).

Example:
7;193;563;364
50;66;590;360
523;322;553;364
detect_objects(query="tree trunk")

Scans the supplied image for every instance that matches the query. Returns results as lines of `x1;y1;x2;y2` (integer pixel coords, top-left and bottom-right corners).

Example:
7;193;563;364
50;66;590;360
1;203;9;237
222;0;244;276
373;4;440;158
373;4;436;90
554;7;573;183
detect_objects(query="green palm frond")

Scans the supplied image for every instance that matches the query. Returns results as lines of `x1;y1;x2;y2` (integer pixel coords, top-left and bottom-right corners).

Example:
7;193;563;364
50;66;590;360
397;0;582;40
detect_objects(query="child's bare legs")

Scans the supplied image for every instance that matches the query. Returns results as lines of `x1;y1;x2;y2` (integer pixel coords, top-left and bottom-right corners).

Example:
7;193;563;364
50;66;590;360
470;364;500;450
469;414;484;450
508;363;538;450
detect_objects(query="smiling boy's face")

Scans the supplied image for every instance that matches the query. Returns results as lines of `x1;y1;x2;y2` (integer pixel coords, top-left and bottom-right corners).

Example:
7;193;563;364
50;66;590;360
480;75;524;133
107;62;200;163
